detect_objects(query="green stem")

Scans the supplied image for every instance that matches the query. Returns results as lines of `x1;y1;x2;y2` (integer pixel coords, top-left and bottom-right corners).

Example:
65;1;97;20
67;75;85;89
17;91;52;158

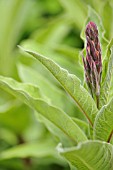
96;95;99;109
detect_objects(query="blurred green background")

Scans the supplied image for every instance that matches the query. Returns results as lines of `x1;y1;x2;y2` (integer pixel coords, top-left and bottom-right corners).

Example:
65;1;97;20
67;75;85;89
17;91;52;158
0;0;112;169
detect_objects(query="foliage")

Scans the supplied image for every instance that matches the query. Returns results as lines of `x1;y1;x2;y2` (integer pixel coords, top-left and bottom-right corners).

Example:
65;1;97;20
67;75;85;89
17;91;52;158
0;0;113;170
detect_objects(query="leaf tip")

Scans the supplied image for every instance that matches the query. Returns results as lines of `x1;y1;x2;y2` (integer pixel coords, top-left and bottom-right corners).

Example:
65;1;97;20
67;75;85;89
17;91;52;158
17;45;33;56
17;45;24;50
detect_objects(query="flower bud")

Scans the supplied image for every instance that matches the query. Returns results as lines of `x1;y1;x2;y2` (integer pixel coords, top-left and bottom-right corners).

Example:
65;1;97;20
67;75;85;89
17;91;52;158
83;21;102;107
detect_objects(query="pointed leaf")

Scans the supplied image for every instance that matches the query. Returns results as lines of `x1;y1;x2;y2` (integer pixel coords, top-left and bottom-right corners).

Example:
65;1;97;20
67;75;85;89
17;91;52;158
100;40;113;107
19;46;98;126
101;0;113;40
20;40;82;77
94;97;113;143
0;76;87;144
0;139;57;160
59;140;113;170
17;63;78;116
0;0;32;76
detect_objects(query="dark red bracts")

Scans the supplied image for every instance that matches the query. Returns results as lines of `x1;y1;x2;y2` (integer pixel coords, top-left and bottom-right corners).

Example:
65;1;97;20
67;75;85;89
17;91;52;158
83;22;102;100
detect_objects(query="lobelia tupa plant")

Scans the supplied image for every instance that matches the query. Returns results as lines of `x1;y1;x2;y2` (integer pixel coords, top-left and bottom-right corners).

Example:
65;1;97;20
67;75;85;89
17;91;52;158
83;21;102;109
0;7;113;170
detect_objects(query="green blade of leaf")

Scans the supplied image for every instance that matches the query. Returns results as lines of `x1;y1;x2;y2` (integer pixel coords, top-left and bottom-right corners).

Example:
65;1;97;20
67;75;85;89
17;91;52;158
0;76;87;144
94;97;113;143
72;118;89;137
0;0;32;76
91;0;105;15
54;45;83;80
100;40;113;107
20;39;82;77
0;99;20;113
19;46;98;126
0;104;31;134
17;63;79;117
59;0;87;29
58;140;113;170
31;14;70;46
35;112;75;147
101;0;113;40
0;139;57;160
70;165;77;170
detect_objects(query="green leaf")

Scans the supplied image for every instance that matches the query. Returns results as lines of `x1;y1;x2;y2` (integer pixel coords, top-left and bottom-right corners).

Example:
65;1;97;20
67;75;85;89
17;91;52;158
0;104;31;134
58;140;113;170
20;39;82;78
70;165;77;170
0;76;87;144
35;113;75;147
31;15;70;46
72;118;89;137
100;40;113;107
0;77;42;101
91;0;105;14
17;63;78;117
54;45;80;61
19;46;98;126
0;128;17;146
54;45;83;80
59;0;87;29
94;97;113;143
0;99;19;113
81;6;108;58
0;139;57;160
102;39;113;82
0;0;32;76
101;0;113;40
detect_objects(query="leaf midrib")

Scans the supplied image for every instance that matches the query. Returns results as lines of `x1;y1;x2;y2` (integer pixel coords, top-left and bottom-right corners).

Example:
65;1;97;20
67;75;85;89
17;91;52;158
25;49;94;126
64;153;94;170
0;78;87;143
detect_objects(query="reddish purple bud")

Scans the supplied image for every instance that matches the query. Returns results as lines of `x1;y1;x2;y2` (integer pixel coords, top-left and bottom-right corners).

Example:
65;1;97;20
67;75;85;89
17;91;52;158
83;21;102;99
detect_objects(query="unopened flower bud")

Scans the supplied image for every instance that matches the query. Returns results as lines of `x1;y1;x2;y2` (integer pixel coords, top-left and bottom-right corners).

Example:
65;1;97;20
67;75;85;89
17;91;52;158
82;21;102;108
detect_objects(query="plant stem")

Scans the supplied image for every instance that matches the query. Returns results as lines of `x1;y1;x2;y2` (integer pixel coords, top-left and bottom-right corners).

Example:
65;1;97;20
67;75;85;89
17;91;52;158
96;95;99;109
